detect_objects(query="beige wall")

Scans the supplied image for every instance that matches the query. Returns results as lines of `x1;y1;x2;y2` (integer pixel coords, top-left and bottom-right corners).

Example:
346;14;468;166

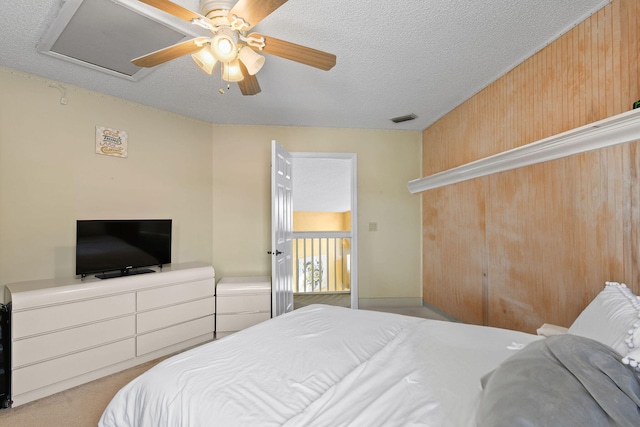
211;126;422;300
0;66;422;303
0;67;213;301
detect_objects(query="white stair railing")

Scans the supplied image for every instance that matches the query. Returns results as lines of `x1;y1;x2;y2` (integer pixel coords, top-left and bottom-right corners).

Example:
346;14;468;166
292;232;351;294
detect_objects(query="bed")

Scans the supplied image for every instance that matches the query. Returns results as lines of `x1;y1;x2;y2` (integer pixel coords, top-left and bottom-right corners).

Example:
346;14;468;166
99;282;640;426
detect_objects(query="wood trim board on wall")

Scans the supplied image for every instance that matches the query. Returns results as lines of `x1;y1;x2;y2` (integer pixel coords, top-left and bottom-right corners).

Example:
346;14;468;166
408;107;640;193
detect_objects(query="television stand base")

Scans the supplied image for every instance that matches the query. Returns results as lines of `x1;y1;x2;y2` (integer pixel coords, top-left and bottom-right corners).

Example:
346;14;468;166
96;268;155;280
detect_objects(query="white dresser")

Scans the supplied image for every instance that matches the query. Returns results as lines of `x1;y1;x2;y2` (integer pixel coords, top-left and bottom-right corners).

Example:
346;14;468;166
216;276;271;338
5;263;215;407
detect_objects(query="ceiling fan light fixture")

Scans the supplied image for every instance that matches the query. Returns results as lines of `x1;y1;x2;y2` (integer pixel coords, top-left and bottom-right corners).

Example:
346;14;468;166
222;59;244;82
238;46;265;75
191;45;217;74
211;27;238;63
128;0;336;96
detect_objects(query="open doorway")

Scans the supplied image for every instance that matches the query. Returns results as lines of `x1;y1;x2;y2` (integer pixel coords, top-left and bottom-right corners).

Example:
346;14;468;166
290;153;358;310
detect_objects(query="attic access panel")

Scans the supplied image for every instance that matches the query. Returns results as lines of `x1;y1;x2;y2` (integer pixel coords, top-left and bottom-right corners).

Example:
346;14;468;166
37;0;196;81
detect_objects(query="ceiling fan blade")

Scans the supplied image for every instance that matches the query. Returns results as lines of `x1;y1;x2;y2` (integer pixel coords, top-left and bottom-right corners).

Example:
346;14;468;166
132;37;209;67
237;61;261;95
228;0;288;30
251;34;336;71
139;0;204;22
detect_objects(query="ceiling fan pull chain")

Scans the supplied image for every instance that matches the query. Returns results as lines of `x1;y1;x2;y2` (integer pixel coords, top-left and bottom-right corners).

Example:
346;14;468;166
219;65;225;94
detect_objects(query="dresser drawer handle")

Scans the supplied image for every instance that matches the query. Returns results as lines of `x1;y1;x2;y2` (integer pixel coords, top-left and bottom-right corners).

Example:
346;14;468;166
222;310;263;315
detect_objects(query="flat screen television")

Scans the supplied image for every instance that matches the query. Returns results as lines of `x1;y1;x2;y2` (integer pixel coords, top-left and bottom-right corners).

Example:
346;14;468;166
76;219;172;279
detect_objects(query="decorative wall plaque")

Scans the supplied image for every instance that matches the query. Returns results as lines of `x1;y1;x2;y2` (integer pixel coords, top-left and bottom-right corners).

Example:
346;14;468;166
96;126;127;158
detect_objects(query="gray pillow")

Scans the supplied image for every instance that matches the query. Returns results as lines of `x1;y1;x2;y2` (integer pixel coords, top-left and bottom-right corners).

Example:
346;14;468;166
477;335;640;427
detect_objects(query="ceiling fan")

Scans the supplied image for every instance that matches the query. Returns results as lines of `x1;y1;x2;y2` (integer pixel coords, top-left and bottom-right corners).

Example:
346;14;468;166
132;0;337;95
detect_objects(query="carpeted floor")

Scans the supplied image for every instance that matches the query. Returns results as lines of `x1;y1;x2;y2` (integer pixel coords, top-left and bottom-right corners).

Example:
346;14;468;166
0;303;448;426
294;292;352;309
0;356;167;427
294;293;451;321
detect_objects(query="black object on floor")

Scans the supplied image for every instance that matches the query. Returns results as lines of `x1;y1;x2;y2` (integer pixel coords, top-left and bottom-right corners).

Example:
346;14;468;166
0;303;11;408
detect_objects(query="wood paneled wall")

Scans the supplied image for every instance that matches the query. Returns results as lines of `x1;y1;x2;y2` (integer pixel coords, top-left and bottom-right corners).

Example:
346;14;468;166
421;0;640;333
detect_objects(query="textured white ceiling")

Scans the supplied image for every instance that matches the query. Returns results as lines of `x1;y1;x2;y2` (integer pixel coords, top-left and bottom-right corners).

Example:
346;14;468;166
293;158;351;212
0;0;610;131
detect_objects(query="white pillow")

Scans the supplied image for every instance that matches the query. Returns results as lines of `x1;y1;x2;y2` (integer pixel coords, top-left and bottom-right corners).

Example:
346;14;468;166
622;348;640;372
567;282;640;356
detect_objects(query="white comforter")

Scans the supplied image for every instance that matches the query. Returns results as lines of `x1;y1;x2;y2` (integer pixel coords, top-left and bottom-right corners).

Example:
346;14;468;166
99;305;540;427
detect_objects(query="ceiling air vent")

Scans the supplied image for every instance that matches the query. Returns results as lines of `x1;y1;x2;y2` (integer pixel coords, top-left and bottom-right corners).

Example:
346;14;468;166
390;113;417;124
37;0;197;81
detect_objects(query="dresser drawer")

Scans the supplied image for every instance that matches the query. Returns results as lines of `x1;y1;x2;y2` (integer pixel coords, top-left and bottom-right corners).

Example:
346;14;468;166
12;315;135;368
216;312;271;333
12;293;135;338
12;338;135;396
137;279;214;311
217;294;270;315
137;297;215;334
136;315;214;356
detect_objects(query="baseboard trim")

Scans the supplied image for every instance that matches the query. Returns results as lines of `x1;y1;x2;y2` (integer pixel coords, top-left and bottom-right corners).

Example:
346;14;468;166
358;297;423;308
357;298;462;322
421;300;462;323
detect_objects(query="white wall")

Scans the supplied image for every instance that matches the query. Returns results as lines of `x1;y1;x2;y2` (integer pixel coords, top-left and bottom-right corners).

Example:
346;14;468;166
0;66;422;304
0;68;213;301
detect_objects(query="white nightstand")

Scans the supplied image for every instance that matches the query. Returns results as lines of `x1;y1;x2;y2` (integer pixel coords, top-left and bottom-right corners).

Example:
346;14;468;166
215;276;271;338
